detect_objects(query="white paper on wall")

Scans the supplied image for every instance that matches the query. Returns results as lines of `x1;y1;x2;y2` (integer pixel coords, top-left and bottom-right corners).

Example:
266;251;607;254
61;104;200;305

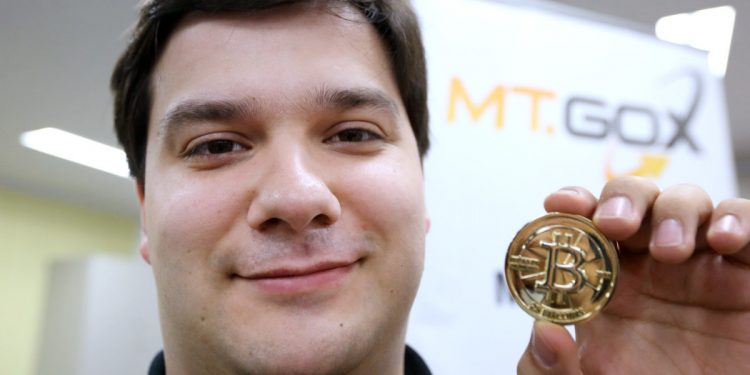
408;0;736;373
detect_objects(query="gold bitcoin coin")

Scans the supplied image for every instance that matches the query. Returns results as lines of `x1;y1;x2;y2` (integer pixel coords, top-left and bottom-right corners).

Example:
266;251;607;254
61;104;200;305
505;213;618;325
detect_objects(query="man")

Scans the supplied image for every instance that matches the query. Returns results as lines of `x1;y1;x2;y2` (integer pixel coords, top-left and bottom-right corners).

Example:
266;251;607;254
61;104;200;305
110;0;750;374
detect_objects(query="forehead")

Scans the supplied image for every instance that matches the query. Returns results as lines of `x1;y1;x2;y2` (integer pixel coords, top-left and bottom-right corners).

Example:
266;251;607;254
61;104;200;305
149;3;400;120
153;4;389;83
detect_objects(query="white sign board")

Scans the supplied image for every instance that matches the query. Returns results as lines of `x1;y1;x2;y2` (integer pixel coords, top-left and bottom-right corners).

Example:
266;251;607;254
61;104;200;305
408;0;736;373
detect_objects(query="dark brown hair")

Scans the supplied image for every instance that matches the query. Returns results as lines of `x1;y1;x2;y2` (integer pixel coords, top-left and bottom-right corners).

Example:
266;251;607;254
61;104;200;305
111;0;429;187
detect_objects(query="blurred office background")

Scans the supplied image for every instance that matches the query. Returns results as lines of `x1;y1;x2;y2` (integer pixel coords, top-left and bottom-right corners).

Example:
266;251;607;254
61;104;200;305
0;0;747;374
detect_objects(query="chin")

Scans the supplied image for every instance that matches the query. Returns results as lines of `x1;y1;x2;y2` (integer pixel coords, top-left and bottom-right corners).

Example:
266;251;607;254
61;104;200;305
222;331;369;375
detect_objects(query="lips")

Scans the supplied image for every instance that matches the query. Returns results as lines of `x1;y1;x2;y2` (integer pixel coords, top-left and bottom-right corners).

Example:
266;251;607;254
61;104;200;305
235;260;358;295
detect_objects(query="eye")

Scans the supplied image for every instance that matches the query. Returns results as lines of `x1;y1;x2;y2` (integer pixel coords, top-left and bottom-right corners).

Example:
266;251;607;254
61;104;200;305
326;128;382;143
184;139;248;158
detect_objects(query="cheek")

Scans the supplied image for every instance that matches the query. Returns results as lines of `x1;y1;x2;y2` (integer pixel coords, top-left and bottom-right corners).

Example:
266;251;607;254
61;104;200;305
144;174;248;270
345;160;425;233
339;157;426;269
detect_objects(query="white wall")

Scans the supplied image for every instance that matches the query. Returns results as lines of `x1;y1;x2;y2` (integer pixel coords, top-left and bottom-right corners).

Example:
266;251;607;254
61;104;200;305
37;256;162;375
739;174;750;198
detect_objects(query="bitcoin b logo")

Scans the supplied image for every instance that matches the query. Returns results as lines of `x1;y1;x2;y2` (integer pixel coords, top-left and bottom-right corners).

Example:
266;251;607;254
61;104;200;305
536;231;587;293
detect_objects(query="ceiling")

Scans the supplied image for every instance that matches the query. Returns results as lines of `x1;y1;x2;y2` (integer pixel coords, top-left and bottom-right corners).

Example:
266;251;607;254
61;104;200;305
0;0;747;218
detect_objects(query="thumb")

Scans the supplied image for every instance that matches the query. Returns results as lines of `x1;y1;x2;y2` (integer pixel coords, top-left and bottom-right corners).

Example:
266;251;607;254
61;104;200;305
517;320;582;375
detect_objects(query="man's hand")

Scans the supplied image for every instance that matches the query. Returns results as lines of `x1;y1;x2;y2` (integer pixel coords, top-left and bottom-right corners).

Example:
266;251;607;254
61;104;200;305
517;177;750;374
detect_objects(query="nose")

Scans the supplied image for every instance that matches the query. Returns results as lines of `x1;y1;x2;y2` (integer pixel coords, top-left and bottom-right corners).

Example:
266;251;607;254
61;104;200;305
246;144;341;233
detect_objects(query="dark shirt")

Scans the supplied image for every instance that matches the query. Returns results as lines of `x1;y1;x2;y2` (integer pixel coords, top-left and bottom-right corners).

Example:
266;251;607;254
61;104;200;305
148;345;432;375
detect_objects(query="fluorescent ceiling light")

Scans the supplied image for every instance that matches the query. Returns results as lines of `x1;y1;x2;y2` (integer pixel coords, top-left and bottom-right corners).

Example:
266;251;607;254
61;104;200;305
655;6;736;76
20;127;130;178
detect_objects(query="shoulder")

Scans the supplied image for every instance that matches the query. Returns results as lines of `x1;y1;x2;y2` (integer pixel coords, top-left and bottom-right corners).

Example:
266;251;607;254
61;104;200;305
148;351;165;375
405;345;432;375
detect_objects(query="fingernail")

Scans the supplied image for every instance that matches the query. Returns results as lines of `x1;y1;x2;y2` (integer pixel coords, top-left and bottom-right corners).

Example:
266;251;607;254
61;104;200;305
531;324;556;368
597;196;634;219
715;214;741;234
654;219;684;247
554;187;580;196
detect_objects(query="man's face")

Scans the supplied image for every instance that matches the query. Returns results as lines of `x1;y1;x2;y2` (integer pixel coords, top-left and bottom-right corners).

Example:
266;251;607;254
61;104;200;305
139;5;427;374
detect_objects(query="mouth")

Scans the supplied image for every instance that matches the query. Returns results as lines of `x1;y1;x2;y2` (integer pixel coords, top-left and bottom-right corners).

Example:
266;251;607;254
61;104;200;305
234;260;359;295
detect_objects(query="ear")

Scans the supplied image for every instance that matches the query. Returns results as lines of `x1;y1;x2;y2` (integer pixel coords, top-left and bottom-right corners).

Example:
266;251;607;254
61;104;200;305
139;232;151;264
136;181;151;264
424;216;431;234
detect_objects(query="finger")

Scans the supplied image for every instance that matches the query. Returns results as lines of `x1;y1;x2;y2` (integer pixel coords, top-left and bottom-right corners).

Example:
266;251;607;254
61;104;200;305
707;198;750;263
544;187;598;217
517;321;582;375
649;184;713;263
592;176;660;241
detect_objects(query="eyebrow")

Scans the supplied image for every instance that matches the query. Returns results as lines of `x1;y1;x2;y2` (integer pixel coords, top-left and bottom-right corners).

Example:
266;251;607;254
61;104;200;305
158;87;400;140
158;99;256;140
313;87;399;117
